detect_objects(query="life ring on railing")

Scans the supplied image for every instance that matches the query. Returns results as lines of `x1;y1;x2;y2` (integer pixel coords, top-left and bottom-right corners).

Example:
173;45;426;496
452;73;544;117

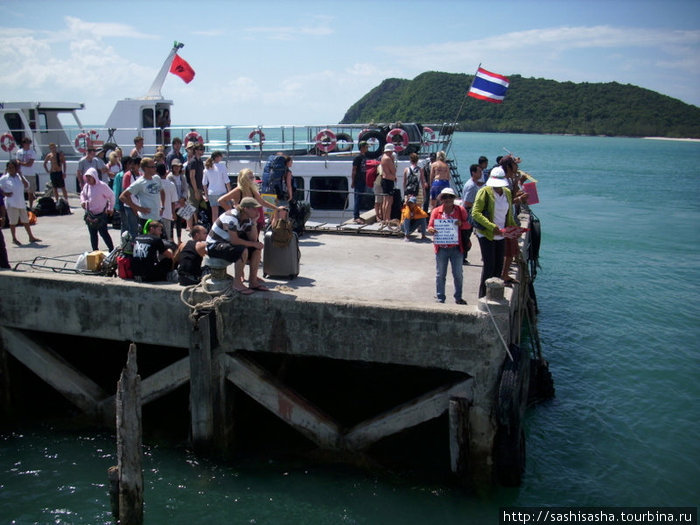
185;131;204;146
357;129;385;160
335;132;353;152
88;129;99;142
74;132;90;153
422;126;436;146
0;133;16;152
248;129;265;144
315;129;337;153
386;128;409;152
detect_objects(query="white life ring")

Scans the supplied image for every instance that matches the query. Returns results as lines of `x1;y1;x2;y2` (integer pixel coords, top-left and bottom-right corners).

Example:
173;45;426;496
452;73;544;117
386;128;409;152
422;126;436;146
74;132;89;153
315;129;337;153
248;129;265;144
0;133;16;152
185;131;204;145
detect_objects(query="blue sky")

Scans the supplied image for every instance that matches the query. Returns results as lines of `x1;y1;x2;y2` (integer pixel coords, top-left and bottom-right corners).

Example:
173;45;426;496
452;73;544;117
2;0;699;126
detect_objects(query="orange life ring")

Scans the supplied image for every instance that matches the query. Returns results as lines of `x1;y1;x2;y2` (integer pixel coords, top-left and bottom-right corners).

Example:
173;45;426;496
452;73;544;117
185;131;204;145
315;129;337;153
248;129;265;143
422;126;436;146
0;133;16;152
74;132;90;154
386;128;409;152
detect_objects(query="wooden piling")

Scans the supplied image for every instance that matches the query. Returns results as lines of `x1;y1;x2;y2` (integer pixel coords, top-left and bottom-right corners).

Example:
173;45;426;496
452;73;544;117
113;343;143;525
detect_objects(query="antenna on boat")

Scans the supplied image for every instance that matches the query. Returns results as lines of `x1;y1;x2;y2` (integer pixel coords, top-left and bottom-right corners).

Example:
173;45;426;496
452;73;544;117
144;41;185;100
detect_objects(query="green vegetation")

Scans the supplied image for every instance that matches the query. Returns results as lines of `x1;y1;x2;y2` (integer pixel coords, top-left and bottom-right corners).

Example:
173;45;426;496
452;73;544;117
340;72;700;138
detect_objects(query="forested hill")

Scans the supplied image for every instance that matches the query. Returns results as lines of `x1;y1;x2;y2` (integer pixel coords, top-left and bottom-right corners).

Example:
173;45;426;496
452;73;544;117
340;72;700;138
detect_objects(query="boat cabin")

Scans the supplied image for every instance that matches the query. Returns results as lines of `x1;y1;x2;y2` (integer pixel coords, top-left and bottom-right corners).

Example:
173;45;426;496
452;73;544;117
0;101;85;161
104;98;173;154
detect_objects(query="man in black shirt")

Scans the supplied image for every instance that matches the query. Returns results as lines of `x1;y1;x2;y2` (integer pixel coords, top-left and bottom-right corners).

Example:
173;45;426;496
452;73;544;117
132;221;174;282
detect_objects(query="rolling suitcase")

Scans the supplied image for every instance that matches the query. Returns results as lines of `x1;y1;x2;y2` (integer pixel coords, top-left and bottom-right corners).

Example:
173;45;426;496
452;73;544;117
263;230;300;278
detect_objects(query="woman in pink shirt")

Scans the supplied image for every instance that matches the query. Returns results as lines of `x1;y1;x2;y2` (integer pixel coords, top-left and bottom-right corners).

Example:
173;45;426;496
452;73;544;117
80;167;115;252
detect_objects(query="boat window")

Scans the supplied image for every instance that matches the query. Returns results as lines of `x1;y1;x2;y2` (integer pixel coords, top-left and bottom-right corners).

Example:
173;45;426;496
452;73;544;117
37;112;48;132
309;177;347;210
142;108;154;128
4;113;24;144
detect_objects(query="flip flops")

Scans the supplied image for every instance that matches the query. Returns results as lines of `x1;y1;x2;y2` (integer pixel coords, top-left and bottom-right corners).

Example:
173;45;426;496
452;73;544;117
249;283;270;292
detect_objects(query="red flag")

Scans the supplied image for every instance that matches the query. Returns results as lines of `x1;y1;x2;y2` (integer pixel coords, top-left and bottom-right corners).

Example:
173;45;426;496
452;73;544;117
169;54;195;84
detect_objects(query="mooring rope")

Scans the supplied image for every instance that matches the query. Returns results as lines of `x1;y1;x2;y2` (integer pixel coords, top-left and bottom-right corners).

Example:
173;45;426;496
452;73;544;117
483;300;514;362
179;277;236;343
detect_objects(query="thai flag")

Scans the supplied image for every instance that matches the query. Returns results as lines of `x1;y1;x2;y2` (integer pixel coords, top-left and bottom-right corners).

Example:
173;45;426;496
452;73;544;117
468;67;510;104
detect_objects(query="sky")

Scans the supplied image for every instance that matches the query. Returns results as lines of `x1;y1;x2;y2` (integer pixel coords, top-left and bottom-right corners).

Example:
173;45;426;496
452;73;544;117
1;0;699;126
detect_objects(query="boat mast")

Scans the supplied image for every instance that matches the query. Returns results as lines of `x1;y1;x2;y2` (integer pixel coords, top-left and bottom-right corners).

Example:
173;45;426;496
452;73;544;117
144;41;184;99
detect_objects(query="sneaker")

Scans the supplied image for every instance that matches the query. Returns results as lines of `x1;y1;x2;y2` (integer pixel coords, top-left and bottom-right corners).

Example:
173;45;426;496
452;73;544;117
403;237;410;242
436;298;445;303
455;298;467;305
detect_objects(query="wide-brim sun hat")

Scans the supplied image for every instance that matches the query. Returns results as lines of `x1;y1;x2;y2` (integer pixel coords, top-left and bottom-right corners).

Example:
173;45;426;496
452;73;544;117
384;143;395;152
486;166;508;188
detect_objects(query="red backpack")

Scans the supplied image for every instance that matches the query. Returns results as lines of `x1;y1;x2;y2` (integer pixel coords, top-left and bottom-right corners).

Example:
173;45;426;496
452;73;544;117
365;159;381;187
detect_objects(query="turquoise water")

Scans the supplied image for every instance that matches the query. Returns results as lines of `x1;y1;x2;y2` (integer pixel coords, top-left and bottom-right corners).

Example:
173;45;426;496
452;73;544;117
1;133;699;523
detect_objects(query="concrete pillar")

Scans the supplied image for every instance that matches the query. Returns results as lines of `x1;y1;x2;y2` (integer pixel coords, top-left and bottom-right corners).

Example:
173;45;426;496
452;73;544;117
189;314;215;450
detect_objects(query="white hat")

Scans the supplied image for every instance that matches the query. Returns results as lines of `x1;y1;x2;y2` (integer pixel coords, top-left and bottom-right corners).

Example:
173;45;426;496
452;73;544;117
84;167;98;180
486;167;508;188
384;143;395;152
439;187;456;197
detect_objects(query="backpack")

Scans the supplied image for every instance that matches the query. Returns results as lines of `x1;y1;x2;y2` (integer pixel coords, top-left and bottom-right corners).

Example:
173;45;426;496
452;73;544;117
417;158;431;182
56;198;71;215
405;165;420;196
261;155;287;197
365;159;381;188
33;196;57;216
117;255;133;279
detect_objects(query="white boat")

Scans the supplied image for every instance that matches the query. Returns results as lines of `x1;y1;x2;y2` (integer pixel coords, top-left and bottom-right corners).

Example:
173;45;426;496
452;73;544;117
0;44;463;225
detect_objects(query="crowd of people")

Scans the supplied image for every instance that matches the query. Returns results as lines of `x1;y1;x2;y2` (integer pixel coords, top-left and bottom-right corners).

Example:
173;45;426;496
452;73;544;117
1;134;531;303
351;141;530;304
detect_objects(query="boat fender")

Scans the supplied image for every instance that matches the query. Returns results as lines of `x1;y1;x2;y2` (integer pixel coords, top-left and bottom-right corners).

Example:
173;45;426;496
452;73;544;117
422;126;436;146
335;132;353;152
248;129;265;144
357;129;385;160
315;129;337;153
185;131;204;145
0;133;16;152
386;128;409;152
74;132;89;154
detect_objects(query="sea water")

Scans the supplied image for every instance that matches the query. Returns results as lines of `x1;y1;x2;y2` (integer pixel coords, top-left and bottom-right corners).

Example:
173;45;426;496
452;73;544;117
1;133;698;523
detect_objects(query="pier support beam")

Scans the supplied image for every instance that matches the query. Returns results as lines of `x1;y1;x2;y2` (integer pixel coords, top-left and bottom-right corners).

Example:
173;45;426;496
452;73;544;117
189;315;215;450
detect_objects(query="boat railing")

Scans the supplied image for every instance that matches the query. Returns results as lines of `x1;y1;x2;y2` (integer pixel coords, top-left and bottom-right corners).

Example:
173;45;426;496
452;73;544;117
29;123;457;160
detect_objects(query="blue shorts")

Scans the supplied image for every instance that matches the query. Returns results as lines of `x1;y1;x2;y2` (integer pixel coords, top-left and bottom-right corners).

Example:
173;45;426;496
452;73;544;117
430;179;450;200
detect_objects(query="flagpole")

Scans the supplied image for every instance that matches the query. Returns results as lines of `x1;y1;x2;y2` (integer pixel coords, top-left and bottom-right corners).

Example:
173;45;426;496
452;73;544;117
451;63;480;127
144;42;185;99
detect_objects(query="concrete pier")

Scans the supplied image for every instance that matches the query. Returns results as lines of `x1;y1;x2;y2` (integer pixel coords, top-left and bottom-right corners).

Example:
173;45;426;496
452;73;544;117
0;195;540;487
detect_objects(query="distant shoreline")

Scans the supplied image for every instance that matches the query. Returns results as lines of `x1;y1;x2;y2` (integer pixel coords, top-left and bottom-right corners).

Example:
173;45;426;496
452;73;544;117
643;137;700;142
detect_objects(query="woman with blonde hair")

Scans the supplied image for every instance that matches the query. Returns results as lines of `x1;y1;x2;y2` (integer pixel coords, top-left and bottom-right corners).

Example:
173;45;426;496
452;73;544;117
218;168;282;236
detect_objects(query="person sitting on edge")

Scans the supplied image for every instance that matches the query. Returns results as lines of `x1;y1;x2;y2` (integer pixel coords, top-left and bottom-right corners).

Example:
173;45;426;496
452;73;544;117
400;196;429;242
174;225;208;286
205;196;267;295
131;220;174;282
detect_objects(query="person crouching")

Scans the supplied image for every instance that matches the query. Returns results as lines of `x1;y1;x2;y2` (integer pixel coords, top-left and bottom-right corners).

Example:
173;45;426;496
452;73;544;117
205;197;267;295
131;220;174;282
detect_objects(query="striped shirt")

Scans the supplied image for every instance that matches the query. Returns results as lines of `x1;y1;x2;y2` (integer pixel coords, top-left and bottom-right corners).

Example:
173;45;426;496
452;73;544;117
206;208;253;247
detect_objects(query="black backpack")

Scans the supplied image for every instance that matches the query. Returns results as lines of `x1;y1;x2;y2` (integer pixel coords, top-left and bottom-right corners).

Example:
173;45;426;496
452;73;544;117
56;198;71;215
33;196;57;216
405;165;420;196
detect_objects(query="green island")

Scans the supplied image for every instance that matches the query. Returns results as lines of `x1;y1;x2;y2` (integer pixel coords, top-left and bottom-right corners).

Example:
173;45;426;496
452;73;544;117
341;71;700;138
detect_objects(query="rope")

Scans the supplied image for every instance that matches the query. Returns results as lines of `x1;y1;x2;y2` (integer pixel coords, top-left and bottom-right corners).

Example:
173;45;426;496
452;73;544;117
179;277;236;343
483;300;514;362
